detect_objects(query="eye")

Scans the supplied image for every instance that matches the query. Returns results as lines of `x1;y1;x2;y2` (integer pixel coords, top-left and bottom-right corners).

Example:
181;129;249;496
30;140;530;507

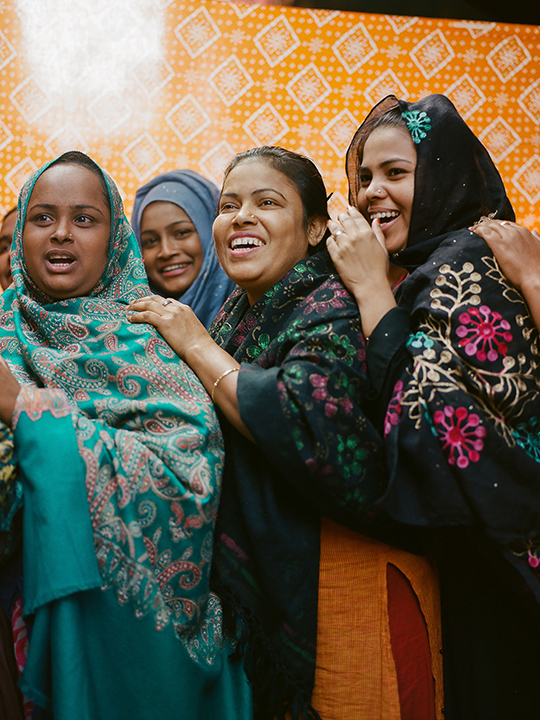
141;236;159;249
31;212;53;224
388;167;408;177
358;172;372;187
173;227;195;238
75;214;94;224
218;202;237;213
260;198;278;206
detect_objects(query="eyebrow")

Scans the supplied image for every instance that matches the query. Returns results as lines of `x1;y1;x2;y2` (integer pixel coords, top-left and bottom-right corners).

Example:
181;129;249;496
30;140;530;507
141;219;194;234
220;188;287;200
28;202;106;214
359;157;415;171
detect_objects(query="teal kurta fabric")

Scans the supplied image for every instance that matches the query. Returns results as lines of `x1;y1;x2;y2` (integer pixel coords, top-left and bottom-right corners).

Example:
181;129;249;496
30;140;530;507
0;156;251;719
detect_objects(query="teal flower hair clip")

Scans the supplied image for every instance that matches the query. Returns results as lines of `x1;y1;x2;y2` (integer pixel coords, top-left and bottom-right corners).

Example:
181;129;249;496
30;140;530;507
402;110;432;144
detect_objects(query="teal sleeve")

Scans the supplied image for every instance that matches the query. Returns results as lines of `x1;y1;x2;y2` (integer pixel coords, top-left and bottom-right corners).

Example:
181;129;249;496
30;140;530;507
12;389;102;615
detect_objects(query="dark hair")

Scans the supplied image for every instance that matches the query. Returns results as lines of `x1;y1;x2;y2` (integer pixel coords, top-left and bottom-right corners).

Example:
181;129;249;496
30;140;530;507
223;146;330;253
50;150;110;209
359;108;408;163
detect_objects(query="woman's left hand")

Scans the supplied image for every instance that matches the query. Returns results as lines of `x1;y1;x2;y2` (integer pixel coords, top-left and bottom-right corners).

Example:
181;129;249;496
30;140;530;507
127;296;213;362
0;356;20;427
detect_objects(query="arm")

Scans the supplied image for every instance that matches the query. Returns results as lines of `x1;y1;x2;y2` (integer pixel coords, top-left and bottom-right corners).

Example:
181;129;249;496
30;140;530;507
127;297;254;441
327;206;397;338
471;220;540;331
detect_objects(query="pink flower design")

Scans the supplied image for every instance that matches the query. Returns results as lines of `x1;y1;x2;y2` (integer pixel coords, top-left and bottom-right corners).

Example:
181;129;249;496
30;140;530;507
309;373;353;418
433;405;486;469
456;305;512;362
384;380;404;437
304;282;349;315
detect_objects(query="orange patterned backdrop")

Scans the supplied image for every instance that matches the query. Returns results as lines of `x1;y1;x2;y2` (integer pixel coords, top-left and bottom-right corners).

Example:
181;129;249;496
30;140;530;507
0;0;539;227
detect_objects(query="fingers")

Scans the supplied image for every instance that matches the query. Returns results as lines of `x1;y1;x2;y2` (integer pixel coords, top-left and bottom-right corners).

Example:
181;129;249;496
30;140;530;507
127;309;161;326
128;295;165;311
371;217;388;253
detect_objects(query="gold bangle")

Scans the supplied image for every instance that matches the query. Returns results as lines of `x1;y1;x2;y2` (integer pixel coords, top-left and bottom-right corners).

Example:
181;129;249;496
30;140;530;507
211;367;239;402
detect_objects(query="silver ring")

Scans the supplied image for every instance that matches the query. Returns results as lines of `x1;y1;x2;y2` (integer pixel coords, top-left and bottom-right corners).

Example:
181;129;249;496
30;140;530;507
162;298;173;307
333;230;344;238
500;221;510;227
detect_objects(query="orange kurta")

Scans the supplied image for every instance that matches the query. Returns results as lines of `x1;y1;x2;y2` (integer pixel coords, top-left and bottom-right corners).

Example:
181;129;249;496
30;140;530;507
311;518;443;720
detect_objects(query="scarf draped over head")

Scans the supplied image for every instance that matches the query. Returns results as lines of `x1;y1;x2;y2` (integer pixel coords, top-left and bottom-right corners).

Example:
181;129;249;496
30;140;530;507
131;169;234;327
346;94;515;271
0;156;251;716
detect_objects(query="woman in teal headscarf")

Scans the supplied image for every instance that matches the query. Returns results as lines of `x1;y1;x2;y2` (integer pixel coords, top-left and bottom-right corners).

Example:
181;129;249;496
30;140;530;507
0;151;251;720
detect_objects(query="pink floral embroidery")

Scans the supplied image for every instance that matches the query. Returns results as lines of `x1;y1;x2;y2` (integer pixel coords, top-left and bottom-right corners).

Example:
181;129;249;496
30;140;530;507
456;305;512;362
384;380;404;437
310;374;353;418
433;405;486;468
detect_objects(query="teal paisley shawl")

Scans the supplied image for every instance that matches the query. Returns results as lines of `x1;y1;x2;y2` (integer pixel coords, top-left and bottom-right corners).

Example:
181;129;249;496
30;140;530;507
0;158;251;718
209;250;387;720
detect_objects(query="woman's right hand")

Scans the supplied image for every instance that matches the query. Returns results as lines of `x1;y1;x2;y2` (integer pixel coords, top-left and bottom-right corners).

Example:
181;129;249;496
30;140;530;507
127;295;213;363
327;206;397;338
327;206;389;297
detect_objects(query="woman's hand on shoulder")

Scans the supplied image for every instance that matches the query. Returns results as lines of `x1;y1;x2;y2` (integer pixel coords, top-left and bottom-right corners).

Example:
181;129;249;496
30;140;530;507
0;356;20;427
471;219;540;294
127;296;213;362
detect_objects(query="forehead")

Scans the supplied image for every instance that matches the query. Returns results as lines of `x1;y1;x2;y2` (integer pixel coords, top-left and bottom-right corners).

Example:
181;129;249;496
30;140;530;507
141;201;192;226
223;159;298;196
1;211;17;236
361;125;417;166
29;164;109;209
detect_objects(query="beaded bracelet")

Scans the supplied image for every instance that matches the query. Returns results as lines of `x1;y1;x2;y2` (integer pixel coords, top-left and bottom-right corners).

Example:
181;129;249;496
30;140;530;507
211;367;239;402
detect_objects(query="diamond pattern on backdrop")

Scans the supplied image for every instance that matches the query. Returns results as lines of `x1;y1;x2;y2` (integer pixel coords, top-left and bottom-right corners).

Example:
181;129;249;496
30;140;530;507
0;0;538;229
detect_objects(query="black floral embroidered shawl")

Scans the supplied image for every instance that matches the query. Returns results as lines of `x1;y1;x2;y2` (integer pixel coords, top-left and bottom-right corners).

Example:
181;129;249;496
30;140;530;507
209;250;387;719
348;94;540;718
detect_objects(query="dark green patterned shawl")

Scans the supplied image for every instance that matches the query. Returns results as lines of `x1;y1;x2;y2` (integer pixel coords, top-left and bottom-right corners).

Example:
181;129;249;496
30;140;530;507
209;250;387;719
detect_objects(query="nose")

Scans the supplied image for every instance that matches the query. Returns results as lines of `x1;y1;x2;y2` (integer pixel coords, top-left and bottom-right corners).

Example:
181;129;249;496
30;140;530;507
51;217;72;243
157;235;176;258
233;204;256;225
364;178;386;201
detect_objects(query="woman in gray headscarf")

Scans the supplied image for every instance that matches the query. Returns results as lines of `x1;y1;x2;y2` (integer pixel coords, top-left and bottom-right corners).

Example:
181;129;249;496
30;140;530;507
131;170;234;328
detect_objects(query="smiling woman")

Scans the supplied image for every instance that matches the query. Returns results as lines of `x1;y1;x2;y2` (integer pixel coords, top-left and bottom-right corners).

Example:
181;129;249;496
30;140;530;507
131;169;235;328
128;146;443;720
328;93;540;720
0;151;251;720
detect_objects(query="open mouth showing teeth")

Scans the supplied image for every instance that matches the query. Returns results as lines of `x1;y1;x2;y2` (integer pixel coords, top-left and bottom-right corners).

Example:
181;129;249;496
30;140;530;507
230;238;265;250
161;263;189;273
48;256;75;266
370;211;400;224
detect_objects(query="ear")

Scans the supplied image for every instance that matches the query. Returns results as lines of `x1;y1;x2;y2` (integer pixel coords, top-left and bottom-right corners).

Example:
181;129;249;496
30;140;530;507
307;216;327;247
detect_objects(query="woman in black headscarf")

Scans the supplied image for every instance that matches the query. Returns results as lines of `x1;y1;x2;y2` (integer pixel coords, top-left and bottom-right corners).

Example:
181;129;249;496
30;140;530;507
328;94;540;720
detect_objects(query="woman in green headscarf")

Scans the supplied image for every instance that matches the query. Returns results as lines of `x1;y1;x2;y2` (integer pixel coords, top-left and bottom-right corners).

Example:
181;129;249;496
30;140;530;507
0;152;251;720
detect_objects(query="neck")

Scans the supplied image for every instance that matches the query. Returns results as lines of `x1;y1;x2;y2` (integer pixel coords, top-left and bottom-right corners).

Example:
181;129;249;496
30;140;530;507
388;264;407;288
